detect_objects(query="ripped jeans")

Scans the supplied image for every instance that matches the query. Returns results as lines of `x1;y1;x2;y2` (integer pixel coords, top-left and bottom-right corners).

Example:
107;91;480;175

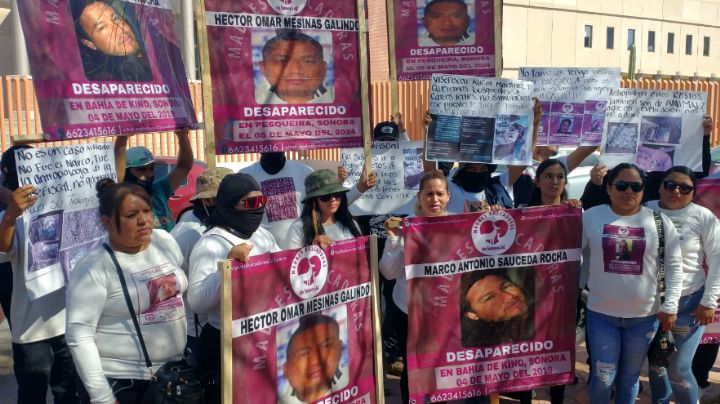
586;310;659;404
648;287;704;404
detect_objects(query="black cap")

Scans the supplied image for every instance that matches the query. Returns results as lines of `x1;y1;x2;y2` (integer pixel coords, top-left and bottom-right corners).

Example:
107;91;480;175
373;121;399;141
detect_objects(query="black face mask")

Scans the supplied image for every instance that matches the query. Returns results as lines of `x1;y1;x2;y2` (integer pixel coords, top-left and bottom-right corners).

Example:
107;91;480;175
192;200;215;224
260;152;286;175
211;204;264;239
453;170;492;193
124;169;154;195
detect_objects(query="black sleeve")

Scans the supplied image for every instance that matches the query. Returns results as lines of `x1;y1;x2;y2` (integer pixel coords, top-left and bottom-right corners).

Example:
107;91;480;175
580;180;608;210
700;135;711;179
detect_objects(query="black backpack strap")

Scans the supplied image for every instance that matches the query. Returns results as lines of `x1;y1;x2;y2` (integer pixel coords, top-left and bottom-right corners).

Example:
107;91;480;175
652;211;666;294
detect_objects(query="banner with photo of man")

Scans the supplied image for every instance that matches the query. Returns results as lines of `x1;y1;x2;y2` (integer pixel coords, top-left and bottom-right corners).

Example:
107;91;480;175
599;88;706;171
392;0;499;80
693;179;720;343
14;143;115;299
519;67;621;146
426;74;535;165
17;0;198;140
204;0;363;154
226;237;376;404
402;205;581;400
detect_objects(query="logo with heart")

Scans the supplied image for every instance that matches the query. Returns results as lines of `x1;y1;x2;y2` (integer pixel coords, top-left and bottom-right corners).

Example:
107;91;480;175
267;0;307;15
471;211;516;255
290;245;328;299
562;103;574;113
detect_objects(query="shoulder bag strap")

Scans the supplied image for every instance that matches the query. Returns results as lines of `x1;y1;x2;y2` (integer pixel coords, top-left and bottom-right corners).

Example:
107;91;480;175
102;243;153;370
653;211;666;294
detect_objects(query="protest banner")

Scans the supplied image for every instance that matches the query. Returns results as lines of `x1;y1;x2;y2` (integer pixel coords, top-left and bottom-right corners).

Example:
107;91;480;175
390;0;500;81
342;141;423;215
599;88;707;171
14;143;115;299
220;237;381;404
518;67;621;146
17;0;197;140
694;179;720;344
402;205;581;400
204;0;363;154
426;74;535;165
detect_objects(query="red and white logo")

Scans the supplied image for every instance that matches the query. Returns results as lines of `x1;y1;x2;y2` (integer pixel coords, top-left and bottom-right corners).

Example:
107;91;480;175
471;211;516;255
290;245;328;299
267;0;307;15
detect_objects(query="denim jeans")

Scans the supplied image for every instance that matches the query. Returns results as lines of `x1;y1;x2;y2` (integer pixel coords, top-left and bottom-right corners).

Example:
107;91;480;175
648;287;704;404
586;310;659;404
12;334;78;404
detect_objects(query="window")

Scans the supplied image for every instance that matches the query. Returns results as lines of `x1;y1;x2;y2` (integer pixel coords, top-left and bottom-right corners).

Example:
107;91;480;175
627;29;636;50
704;36;711;56
686;34;693;55
648;31;655;52
606;27;615;49
584;25;593;48
667;33;675;54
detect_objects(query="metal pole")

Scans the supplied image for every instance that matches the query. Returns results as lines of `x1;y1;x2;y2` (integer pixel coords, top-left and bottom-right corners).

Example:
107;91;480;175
11;0;29;76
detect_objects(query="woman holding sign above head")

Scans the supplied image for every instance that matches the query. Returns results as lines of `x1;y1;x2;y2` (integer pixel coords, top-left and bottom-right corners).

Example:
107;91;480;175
286;169;361;249
581;163;684;404
644;166;720;404
380;169;450;403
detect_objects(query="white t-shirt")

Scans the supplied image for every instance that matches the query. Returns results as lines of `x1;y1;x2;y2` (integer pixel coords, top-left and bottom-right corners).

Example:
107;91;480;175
378;214;420;314
188;226;280;329
285;219;359;249
582;205;683;317
646;201;720;308
170;211;209;337
240;161;362;249
0;214;66;344
66;230;187;404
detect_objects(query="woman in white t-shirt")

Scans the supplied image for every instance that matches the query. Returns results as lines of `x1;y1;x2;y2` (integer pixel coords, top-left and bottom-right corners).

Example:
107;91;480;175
645;166;720;404
582;163;684;404
286;169;361;249
67;179;188;404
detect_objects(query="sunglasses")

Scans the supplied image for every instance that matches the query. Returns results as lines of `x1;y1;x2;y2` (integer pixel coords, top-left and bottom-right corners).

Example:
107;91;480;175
238;195;267;209
613;181;644;192
662;180;694;195
317;192;344;202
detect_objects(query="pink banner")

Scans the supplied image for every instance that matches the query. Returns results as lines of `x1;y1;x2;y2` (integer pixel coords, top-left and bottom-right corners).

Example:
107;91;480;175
229;237;376;404
392;0;497;81
403;205;582;400
694;179;720;343
204;0;363;154
17;0;197;140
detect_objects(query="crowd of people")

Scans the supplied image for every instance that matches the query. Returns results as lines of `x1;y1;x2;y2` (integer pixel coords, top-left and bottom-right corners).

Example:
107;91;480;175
0;111;718;404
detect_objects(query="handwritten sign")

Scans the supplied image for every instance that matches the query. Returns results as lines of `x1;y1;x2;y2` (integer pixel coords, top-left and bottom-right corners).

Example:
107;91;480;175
519;68;620;146
426;74;535;165
342;141;423;215
15;143;115;299
599;89;706;171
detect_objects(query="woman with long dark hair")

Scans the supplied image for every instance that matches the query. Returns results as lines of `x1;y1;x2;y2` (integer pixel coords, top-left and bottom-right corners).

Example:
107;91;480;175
286;169;361;249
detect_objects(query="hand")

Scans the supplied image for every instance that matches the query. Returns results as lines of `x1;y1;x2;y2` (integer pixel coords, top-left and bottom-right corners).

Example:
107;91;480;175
175;127;190;138
562;199;583;209
384;217;403;238
691;304;716;325
658;311;677;332
312;235;333;249
486;203;504;212
357;167;377;193
337;166;348;182
532;97;542;125
6;185;38;221
227;243;252;263
391;112;406;134
703;114;713;137
590;164;608;186
423;111;432;127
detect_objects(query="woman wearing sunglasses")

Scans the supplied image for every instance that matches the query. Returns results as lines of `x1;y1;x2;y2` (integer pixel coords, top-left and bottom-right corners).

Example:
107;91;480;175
644;166;720;404
187;173;279;403
286;169;362;249
581;163;684;404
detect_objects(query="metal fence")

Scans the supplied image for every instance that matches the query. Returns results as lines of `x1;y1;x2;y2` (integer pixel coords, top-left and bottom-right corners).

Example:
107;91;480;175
2;76;718;163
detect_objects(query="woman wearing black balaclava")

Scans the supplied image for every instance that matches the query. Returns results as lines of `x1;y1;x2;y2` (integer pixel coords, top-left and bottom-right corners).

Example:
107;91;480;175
187;173;280;404
446;163;515;213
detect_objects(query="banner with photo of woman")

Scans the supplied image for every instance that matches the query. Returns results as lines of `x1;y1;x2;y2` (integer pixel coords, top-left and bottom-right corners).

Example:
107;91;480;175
519;67;621;146
224;237;377;404
693;179;720;343
392;0;499;80
402;205;582;400
17;0;198;140
426;74;535;165
204;0;363;154
599;88;706;172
